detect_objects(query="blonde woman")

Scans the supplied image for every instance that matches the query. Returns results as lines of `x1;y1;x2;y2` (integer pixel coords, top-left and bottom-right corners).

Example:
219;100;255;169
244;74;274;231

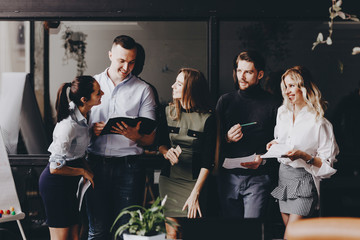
158;68;216;239
266;66;339;239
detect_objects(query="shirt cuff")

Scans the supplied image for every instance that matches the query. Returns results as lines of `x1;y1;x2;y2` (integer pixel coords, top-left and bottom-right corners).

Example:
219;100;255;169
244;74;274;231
311;160;337;178
49;155;66;169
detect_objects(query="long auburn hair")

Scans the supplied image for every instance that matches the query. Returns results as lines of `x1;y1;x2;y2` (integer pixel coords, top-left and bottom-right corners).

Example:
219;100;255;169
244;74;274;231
169;68;212;120
281;66;327;119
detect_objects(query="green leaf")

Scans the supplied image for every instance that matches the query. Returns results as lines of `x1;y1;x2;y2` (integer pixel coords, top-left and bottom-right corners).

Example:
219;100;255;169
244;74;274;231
111;196;168;237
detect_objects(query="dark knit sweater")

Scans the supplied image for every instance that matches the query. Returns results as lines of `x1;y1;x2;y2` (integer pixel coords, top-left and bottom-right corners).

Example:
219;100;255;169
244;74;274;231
216;84;280;175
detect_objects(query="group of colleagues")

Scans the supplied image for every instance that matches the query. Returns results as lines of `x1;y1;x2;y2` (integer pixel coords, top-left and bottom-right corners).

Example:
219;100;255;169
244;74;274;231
38;34;339;240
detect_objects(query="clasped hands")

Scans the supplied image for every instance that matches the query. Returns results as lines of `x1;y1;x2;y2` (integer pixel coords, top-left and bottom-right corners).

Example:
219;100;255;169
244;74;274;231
163;146;182;166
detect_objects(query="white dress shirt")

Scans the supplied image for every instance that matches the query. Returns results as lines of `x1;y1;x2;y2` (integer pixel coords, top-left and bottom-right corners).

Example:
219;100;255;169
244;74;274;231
88;69;156;157
48;102;90;169
273;105;339;195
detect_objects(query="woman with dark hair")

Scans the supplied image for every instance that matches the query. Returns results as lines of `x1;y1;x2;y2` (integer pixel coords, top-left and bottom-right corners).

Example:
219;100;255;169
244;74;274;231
39;75;103;240
266;66;339;239
158;68;217;239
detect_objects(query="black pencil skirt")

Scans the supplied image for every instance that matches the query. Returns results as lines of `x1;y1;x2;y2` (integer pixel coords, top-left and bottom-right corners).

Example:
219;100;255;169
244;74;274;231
39;158;83;228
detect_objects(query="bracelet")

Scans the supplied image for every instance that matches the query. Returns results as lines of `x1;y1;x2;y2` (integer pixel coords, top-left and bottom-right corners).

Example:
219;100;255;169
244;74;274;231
306;157;314;165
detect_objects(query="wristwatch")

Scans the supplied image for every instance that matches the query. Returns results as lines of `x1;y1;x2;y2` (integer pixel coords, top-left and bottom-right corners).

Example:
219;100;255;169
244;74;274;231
306;157;314;165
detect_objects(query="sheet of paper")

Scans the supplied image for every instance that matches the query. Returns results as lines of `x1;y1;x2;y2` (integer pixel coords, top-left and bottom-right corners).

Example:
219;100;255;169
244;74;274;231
222;154;256;169
77;177;91;211
260;144;293;159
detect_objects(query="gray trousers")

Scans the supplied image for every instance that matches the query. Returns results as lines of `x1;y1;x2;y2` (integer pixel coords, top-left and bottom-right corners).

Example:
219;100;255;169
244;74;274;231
218;171;271;218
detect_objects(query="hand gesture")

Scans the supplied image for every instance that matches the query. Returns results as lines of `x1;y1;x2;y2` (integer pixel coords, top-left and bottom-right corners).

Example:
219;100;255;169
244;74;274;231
226;124;243;143
83;169;95;188
182;192;202;218
285;149;309;161
93;121;105;136
266;140;278;150
163;147;181;165
111;121;142;142
241;155;263;169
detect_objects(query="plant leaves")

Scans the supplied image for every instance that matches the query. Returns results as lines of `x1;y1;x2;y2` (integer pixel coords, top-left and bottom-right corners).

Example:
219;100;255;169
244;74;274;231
111;196;168;237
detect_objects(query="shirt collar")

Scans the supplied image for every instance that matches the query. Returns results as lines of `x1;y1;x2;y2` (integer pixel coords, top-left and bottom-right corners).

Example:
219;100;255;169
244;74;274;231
70;102;87;124
238;84;262;98
106;68;134;86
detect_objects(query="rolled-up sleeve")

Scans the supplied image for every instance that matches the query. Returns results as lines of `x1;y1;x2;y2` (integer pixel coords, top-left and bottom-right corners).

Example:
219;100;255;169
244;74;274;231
49;154;67;169
48;122;76;169
310;120;339;178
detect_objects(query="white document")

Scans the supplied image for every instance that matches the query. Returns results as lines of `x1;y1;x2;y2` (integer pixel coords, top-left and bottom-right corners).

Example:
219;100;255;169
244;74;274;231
260;144;293;159
77;177;92;211
222;154;256;169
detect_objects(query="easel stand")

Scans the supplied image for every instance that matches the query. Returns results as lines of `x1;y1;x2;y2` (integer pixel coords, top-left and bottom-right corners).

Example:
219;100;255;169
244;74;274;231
0;212;27;240
0;130;27;240
16;219;26;240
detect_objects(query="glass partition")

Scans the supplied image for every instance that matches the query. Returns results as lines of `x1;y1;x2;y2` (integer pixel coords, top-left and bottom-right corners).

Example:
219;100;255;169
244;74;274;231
219;21;360;117
48;21;208;121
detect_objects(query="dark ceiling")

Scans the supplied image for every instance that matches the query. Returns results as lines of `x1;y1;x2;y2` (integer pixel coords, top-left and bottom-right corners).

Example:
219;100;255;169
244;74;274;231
0;0;359;20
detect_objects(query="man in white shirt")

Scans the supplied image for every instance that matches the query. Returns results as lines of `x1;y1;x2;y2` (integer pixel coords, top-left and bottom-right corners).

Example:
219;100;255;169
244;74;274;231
85;35;156;239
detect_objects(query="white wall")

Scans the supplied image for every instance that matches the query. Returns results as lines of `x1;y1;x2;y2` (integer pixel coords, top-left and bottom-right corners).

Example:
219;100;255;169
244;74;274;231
49;21;207;120
0;21;27;75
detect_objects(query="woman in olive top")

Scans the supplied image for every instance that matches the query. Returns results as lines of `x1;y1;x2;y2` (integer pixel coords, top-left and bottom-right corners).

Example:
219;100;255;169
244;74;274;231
158;68;217;239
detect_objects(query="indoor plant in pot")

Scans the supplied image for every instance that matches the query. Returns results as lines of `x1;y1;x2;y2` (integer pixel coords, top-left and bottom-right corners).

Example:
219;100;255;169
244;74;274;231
111;195;176;240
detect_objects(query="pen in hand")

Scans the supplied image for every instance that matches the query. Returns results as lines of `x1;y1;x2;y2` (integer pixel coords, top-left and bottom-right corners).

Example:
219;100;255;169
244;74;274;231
240;122;257;127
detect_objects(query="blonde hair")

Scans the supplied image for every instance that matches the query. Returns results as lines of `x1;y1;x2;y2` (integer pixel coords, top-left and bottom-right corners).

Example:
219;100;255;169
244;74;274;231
169;68;212;120
281;66;327;119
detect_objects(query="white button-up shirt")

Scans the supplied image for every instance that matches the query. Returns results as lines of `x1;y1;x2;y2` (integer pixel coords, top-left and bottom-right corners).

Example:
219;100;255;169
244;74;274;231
48;102;90;169
88;69;156;157
274;105;339;195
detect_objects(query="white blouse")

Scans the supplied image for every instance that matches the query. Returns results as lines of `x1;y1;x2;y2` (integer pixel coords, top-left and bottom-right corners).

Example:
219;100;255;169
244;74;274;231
273;105;339;194
48;102;90;169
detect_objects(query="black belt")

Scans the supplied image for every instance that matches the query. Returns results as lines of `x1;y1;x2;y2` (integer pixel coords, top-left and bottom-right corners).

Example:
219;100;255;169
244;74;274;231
88;152;139;164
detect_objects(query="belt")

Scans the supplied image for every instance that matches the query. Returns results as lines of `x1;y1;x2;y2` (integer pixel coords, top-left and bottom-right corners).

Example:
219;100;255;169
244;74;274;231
88;152;139;164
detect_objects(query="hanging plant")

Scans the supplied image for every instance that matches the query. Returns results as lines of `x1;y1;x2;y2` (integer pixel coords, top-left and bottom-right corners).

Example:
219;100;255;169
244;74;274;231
62;27;87;75
312;0;359;54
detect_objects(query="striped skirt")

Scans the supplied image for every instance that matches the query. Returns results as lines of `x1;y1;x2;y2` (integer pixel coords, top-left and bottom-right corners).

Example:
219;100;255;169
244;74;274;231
271;164;317;216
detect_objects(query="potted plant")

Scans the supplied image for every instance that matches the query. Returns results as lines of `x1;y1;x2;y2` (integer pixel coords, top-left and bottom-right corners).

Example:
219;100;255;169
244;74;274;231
111;195;176;240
